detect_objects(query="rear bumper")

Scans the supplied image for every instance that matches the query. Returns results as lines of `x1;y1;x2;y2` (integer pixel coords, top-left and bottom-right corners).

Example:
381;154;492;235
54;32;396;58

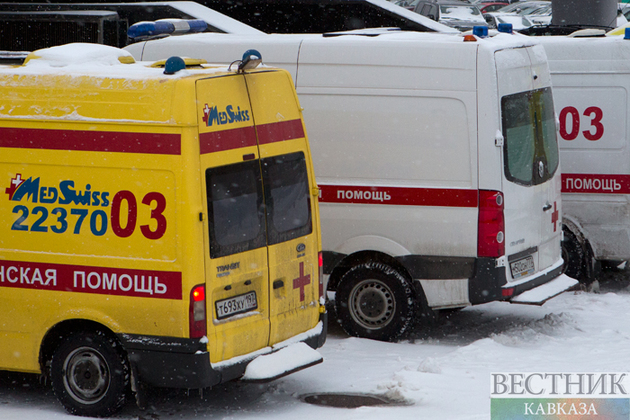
119;311;327;389
469;257;565;305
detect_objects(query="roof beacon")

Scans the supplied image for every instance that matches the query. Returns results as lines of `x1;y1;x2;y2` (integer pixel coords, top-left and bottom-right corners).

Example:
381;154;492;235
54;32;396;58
238;49;262;72
497;23;513;34
128;19;207;40
472;26;489;38
163;56;186;75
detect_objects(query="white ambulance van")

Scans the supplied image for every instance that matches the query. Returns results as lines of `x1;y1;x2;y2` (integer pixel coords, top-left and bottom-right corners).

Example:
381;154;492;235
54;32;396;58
126;28;577;342
531;33;630;283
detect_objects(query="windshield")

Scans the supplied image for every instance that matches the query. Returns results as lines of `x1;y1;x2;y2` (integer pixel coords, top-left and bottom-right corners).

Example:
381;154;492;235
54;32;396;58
501;87;559;186
440;5;485;21
528;4;552;15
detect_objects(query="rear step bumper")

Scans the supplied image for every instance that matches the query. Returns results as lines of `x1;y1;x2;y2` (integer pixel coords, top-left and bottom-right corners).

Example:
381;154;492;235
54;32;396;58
241;342;323;383
509;274;579;305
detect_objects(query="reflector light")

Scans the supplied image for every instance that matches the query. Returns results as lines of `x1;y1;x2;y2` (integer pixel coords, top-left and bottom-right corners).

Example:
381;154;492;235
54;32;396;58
463;35;477;42
502;288;514;297
318;251;324;299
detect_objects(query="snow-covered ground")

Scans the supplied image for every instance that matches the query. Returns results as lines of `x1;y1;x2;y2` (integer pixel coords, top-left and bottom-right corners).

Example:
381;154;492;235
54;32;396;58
2;267;630;420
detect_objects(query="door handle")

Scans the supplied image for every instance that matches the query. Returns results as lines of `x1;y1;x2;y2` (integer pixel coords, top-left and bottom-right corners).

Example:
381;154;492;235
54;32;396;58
273;280;284;290
543;203;552;212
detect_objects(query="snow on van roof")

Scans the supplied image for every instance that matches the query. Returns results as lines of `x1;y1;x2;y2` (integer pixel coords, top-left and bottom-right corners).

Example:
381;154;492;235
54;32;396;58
141;29;540;51
0;43;231;79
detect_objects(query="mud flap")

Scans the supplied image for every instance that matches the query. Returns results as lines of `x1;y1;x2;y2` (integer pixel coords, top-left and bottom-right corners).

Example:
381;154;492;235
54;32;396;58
509;274;579;305
241;342;323;383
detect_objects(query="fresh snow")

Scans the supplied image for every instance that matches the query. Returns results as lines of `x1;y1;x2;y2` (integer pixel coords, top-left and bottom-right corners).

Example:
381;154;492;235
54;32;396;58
2;270;630;419
0;43;230;80
242;343;323;381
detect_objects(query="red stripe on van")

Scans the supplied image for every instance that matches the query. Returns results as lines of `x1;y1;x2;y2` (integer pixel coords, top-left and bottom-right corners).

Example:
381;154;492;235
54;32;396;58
199;126;257;154
319;184;478;207
257;119;305;144
199;119;304;154
0;260;182;300
0;127;181;155
562;174;630;194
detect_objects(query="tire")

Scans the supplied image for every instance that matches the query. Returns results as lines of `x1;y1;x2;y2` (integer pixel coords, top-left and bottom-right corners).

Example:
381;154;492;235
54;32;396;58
334;262;418;342
51;331;129;417
561;226;593;285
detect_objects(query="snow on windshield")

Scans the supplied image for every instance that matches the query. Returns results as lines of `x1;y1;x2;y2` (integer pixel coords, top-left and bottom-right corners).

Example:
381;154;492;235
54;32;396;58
440;5;485;22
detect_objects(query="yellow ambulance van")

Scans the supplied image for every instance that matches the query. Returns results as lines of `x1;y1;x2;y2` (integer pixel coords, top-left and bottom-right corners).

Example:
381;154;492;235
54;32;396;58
0;43;326;417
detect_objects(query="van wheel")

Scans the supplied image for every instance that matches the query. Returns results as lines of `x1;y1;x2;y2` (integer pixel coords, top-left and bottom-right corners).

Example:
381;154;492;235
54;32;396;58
51;331;129;417
562;226;589;283
335;262;417;342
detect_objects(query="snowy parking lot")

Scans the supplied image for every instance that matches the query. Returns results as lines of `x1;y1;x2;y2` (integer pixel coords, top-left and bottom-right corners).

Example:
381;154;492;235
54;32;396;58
2;267;630;420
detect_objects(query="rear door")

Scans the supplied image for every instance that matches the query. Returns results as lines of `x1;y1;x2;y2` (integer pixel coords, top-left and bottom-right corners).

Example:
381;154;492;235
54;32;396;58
197;75;270;363
532;88;562;272
495;48;561;283
244;71;321;345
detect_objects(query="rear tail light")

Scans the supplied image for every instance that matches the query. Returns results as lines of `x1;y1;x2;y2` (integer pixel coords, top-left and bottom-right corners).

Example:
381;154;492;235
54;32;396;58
189;284;207;338
478;190;505;258
318;251;324;299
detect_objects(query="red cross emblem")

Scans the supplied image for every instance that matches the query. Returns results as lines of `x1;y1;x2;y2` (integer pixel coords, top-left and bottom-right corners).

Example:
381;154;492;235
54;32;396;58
202;104;211;125
5;173;23;200
292;262;311;302
551;201;559;232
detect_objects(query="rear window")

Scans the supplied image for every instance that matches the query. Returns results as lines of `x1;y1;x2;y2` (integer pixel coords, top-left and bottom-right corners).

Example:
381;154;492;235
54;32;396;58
501;87;559;186
262;152;312;245
206;160;266;259
206;152;312;258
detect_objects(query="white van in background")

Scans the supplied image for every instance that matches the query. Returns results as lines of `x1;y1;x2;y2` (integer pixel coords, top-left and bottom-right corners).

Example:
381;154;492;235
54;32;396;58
126;29;577;341
533;34;630;282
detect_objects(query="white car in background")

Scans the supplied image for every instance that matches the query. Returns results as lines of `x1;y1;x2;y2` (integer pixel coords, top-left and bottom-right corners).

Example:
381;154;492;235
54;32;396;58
484;1;550;29
484;11;533;30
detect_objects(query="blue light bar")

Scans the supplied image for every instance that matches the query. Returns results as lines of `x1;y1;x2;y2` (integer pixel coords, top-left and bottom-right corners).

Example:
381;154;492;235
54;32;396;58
497;23;513;34
128;19;208;39
472;26;489;38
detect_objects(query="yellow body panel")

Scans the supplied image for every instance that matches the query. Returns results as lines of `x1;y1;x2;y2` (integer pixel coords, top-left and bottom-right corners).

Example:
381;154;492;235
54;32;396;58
0;50;322;376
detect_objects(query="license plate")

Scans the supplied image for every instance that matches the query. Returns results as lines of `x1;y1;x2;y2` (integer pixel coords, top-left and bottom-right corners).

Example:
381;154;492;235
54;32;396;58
216;291;258;320
510;255;535;280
